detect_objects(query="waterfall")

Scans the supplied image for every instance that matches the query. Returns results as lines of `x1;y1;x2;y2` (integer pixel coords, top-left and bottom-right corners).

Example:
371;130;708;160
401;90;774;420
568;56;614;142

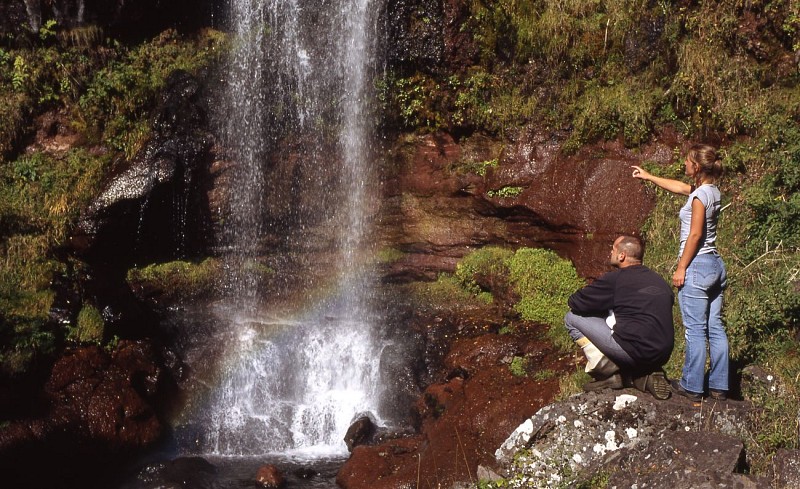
190;0;387;456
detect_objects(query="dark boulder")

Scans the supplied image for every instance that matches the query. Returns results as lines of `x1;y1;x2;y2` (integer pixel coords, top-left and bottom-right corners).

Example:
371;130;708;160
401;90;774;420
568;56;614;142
255;464;286;488
0;341;164;488
344;416;377;452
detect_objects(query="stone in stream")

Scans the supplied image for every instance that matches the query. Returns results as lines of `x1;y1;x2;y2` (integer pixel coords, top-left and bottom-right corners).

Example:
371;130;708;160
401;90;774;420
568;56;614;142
255;464;286;488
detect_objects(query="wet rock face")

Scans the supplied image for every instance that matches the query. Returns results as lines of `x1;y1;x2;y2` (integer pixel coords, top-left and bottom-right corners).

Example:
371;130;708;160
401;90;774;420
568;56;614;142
73;70;214;267
44;341;163;447
379;129;677;279
383;0;446;72
0;340;164;488
337;324;571;489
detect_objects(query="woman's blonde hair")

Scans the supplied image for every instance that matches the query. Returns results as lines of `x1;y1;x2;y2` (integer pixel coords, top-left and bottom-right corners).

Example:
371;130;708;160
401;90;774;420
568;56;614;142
687;144;723;181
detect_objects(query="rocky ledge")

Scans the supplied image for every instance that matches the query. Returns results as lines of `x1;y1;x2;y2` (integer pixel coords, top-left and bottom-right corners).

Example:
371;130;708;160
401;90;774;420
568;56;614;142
490;385;799;488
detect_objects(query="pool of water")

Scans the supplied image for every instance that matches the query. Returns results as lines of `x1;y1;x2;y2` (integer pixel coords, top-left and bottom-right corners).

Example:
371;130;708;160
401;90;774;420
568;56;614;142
119;453;346;489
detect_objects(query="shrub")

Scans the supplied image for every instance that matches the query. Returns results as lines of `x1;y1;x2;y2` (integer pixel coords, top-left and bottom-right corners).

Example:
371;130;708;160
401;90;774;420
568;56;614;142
78;28;227;158
454;246;513;295
508;248;585;351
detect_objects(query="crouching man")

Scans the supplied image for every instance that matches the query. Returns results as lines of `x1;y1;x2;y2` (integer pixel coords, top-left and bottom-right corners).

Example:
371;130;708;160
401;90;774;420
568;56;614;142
565;235;674;399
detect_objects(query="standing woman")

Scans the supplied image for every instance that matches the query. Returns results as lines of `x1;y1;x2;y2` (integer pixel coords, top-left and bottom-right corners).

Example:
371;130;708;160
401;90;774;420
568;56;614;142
631;144;728;401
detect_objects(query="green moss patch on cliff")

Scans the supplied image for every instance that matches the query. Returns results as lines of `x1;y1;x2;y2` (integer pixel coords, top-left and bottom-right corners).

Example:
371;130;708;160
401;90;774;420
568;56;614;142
0;149;111;375
418;245;584;349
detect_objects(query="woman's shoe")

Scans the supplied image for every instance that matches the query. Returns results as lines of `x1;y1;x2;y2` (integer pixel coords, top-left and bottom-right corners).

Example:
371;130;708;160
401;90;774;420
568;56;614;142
709;389;727;401
670;379;702;402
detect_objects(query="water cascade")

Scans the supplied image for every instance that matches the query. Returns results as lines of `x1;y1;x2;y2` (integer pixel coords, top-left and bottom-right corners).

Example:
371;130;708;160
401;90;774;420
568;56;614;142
185;0;387;456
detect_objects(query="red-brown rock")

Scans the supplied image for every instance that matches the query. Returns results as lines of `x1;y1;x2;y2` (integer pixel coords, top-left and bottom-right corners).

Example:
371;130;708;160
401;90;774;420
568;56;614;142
337;329;572;489
378;129;682;280
43;341;162;449
255;464;286;488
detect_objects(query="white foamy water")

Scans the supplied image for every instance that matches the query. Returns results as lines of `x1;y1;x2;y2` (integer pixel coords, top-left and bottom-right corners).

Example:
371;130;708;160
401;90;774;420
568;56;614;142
191;0;387;457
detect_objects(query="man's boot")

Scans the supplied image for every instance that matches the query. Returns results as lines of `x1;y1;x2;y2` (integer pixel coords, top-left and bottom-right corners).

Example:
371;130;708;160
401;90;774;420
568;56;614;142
576;337;620;379
631;369;671;400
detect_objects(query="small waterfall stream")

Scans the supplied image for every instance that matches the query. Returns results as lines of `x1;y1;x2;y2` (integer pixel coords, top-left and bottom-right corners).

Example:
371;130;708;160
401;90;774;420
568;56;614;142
185;0;387;458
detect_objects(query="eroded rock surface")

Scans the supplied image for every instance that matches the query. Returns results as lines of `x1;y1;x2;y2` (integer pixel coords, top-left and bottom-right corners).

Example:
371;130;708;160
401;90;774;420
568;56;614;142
495;389;766;488
378;129;679;279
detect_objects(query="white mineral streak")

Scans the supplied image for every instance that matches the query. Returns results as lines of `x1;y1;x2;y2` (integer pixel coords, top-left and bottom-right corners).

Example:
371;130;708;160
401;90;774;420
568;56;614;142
626;427;638;439
495;418;534;460
604;430;619;451
613;394;638;410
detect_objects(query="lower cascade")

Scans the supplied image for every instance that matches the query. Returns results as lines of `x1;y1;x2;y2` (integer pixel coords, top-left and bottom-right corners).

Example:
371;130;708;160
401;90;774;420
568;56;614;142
198;307;384;456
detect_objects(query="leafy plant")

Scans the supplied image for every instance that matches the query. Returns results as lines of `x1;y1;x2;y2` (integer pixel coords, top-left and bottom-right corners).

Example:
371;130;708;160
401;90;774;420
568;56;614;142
509;356;529;377
508;248;585;351
71;304;104;344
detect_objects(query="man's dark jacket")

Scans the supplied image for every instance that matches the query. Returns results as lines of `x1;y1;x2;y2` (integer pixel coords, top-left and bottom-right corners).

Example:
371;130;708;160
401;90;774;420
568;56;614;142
568;265;674;368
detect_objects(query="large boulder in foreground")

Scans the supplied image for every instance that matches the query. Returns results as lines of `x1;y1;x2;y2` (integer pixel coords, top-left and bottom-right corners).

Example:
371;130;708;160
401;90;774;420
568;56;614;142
494;389;768;487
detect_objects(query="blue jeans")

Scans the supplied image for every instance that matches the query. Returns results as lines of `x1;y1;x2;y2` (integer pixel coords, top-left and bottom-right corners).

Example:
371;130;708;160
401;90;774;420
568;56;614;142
677;253;728;394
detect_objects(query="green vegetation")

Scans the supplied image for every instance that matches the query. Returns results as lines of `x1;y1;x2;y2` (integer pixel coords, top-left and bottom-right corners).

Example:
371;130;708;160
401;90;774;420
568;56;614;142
0;149;111;375
509;355;529;377
126;258;224;300
71;304;104;344
508;248;585;350
380;0;799;153
487;186;523;198
448;245;584;349
0;25;227;376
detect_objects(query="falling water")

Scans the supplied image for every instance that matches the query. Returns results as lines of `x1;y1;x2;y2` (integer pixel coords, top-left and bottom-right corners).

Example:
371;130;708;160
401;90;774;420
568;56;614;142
188;0;387;456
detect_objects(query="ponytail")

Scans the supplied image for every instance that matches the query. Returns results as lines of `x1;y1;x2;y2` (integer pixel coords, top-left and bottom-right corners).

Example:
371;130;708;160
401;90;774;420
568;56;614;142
688;144;723;181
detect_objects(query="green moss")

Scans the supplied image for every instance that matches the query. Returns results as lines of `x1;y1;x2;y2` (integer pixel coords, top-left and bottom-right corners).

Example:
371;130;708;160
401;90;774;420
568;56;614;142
509;355;529;377
410;273;484;309
126;258;225;299
376;247;406;264
454;246;513;295
487;186;523;198
508;248;585;351
71;304;104;344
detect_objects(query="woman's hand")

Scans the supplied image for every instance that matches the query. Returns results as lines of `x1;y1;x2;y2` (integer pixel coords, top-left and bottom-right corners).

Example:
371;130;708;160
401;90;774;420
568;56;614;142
631;165;651;180
672;267;686;288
